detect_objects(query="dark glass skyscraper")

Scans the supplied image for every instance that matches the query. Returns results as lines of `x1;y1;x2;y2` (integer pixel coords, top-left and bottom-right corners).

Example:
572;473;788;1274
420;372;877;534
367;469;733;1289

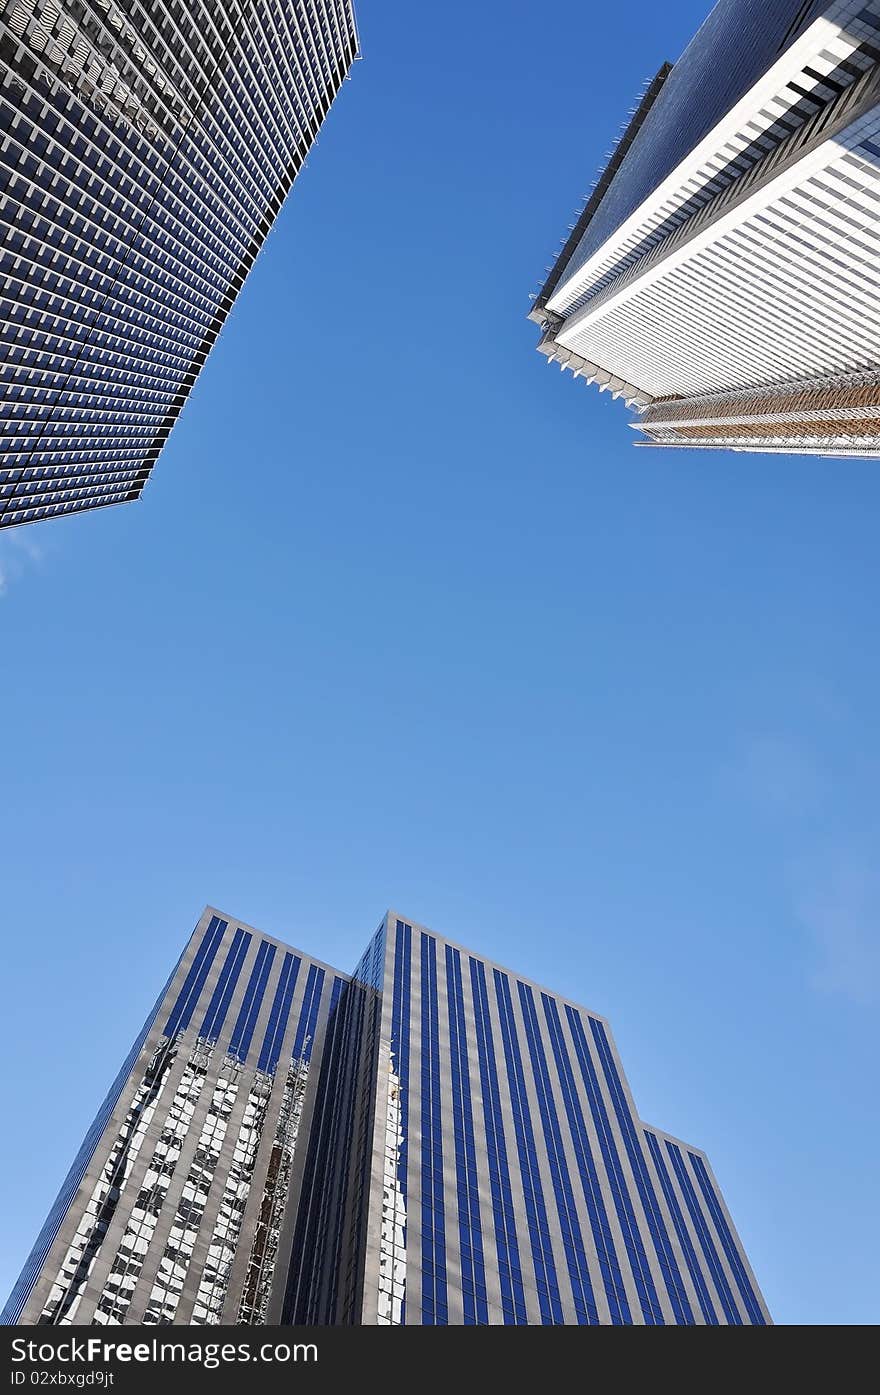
3;906;770;1326
0;0;358;529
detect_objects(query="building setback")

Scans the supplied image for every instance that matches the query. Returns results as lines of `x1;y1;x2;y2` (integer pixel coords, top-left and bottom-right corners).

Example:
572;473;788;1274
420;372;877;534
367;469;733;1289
3;906;770;1326
530;0;880;457
0;0;358;529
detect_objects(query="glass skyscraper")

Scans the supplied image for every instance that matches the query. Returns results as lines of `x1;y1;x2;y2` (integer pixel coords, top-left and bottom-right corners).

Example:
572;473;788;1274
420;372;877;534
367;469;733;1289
0;0;358;529
3;906;770;1326
531;0;880;457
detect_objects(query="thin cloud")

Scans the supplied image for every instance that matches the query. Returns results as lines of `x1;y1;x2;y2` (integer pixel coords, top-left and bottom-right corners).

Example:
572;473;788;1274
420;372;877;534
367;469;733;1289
729;731;878;1005
730;733;823;819
796;849;880;1005
0;532;45;596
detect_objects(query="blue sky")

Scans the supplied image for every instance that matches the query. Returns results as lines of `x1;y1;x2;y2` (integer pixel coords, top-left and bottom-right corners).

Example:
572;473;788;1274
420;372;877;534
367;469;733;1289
1;0;878;1325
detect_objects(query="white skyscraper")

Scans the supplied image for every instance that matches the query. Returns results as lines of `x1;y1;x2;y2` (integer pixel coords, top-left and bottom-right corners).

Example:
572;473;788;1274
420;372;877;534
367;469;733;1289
531;0;880;457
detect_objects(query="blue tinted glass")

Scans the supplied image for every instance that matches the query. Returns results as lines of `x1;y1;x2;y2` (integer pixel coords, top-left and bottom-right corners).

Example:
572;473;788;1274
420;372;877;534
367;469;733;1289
292;963;326;1063
163;915;227;1038
199;927;251;1043
517;983;598;1325
565;1006;664;1323
392;921;412;1324
665;1141;742;1325
493;969;563;1324
257;952;300;1075
589;1017;693;1324
645;1131;718;1325
445;946;487;1325
469;957;527;1324
689;1152;765;1325
229;940;276;1064
421;933;447;1324
541;995;630;1324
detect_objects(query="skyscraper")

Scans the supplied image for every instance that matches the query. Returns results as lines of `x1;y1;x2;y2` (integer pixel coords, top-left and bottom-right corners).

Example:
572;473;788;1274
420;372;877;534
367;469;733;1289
0;0;358;530
530;0;880;457
4;906;770;1326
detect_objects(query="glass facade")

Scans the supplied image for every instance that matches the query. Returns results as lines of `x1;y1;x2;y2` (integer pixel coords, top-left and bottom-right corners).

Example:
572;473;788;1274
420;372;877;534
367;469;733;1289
4;910;349;1325
0;0;358;529
4;906;770;1325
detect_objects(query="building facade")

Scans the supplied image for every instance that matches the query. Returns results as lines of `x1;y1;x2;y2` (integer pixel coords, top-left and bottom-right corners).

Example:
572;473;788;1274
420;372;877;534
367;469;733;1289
0;0;358;530
530;0;880;457
3;906;770;1326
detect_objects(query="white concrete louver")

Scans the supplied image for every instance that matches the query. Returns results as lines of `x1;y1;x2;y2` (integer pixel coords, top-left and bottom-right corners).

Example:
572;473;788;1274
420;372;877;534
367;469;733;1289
537;0;880;408
548;0;880;319
557;118;880;396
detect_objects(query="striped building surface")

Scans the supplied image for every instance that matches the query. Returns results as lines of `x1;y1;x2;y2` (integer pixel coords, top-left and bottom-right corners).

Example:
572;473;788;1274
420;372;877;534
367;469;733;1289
0;0;358;530
3;907;770;1326
530;0;880;457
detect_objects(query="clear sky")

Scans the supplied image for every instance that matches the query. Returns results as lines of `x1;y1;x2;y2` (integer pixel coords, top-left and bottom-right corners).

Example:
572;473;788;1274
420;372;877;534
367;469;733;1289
1;0;877;1326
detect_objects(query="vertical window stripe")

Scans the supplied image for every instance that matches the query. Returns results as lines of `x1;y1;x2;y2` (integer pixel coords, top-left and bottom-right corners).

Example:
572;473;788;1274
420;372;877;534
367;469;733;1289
229;940;276;1064
541;995;631;1324
665;1141;742;1324
257;952;301;1075
517;983;599;1325
688;1153;765;1325
292;963;326;1063
445;947;487;1325
565;1006;664;1323
588;1017;694;1324
645;1131;718;1324
329;975;346;1017
163;915;227;1038
493;970;563;1324
391;921;412;1324
420;934;447;1325
469;958;527;1324
199;927;251;1043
